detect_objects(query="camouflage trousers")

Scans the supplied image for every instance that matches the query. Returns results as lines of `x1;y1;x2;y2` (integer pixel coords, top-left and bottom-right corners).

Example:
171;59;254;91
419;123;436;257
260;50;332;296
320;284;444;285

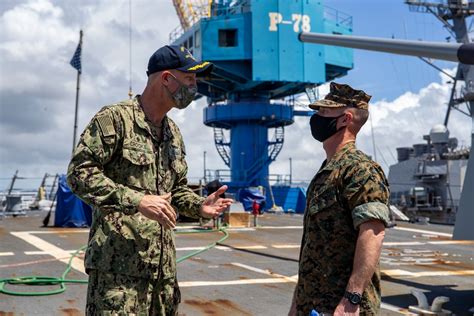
86;269;181;316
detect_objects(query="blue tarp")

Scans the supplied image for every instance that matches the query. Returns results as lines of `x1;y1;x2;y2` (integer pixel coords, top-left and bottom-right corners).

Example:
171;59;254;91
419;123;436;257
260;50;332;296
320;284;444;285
271;186;307;213
54;174;92;227
237;188;266;211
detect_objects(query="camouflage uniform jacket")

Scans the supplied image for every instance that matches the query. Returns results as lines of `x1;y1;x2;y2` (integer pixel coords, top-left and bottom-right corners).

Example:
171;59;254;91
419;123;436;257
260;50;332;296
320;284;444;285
67;96;205;280
296;142;390;315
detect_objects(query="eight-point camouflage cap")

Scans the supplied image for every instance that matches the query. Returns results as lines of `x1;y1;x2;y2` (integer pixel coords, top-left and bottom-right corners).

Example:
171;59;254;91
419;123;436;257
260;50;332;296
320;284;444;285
147;45;213;76
309;82;372;110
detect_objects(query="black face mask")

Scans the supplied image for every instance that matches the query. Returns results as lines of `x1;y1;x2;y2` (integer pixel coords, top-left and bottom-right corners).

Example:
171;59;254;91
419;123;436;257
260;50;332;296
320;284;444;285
310;113;346;142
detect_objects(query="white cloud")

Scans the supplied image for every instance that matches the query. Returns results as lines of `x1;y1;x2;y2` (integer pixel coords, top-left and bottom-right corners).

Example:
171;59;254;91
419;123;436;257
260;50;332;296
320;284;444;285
273;68;471;182
0;0;179;189
0;0;471;191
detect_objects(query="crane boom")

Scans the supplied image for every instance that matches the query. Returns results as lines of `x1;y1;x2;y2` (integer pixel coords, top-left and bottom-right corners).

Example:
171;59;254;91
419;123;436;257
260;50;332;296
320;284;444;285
299;32;474;64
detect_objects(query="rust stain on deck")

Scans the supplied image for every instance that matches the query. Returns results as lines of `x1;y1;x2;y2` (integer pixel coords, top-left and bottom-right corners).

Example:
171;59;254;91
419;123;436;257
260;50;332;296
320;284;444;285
59;308;82;316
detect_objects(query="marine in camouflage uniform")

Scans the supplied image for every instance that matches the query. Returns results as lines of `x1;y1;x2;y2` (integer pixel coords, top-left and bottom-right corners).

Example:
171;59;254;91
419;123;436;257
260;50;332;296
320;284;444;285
67;46;230;315
293;83;390;315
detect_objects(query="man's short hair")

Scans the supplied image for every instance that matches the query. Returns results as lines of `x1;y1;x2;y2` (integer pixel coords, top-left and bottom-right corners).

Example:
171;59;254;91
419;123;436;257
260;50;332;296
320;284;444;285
347;107;369;133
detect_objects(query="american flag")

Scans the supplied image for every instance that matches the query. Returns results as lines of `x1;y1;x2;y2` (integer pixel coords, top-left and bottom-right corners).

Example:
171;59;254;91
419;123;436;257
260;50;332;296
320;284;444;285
70;40;82;73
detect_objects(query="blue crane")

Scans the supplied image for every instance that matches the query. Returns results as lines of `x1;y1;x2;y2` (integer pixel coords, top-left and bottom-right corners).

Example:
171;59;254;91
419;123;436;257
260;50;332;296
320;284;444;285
170;0;353;211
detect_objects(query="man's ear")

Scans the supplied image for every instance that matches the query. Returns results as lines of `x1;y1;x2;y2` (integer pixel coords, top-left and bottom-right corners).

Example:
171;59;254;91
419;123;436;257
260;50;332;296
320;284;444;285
341;111;353;127
346;111;354;123
161;71;173;86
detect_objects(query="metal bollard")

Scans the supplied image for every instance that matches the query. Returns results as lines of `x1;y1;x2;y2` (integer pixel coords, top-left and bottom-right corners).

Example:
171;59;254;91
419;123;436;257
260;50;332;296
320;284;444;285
408;289;452;315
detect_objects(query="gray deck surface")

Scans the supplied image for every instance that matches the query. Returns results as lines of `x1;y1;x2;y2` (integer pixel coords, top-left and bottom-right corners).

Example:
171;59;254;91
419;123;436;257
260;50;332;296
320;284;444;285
1;212;473;315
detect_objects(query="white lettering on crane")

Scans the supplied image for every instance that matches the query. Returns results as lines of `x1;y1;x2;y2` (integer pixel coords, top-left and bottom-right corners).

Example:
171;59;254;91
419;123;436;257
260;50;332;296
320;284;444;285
269;12;311;33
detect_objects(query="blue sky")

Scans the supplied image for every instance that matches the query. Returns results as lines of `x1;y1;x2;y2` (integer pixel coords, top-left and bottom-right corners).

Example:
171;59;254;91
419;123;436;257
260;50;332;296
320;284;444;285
0;0;472;191
325;0;458;101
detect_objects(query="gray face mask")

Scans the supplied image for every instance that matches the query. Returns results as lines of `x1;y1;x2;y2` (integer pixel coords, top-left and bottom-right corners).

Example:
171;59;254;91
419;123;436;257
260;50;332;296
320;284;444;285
166;74;197;109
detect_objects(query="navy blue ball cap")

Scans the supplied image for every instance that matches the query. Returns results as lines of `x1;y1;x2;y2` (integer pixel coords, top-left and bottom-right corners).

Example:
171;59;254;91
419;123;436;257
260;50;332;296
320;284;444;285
147;45;213;76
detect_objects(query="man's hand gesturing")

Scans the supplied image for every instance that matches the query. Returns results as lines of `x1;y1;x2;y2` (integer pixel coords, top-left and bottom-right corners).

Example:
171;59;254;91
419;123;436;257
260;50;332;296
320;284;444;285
200;185;233;219
137;193;176;229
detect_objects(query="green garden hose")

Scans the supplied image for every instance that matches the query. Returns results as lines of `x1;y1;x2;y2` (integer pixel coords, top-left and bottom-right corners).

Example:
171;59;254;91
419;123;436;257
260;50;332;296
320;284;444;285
0;227;228;296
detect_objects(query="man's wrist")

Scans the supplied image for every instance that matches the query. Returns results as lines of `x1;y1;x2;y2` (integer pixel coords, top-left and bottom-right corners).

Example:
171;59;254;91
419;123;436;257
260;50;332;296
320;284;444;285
343;291;362;305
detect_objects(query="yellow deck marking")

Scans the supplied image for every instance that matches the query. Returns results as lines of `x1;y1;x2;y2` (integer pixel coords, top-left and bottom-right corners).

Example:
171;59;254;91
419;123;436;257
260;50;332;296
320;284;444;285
231;262;297;283
382;269;474;278
428;240;474;245
393;227;452;237
383;240;474;246
272;244;300;249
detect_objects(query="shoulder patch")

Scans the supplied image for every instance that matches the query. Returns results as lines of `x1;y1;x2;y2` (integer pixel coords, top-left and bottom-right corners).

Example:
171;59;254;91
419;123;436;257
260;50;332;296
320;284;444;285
96;114;116;137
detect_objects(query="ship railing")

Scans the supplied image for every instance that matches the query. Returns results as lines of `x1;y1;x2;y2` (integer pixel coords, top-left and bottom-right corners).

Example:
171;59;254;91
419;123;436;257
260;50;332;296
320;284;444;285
169;25;184;43
204;169;292;187
323;5;353;28
211;0;251;17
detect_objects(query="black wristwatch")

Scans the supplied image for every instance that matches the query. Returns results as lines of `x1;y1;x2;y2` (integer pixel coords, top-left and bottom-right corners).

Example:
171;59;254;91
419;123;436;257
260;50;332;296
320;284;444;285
344;291;362;305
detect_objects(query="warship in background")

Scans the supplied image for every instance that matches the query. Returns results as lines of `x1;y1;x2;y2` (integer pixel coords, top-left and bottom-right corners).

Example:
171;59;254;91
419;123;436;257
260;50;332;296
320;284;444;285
299;0;474;237
388;125;470;224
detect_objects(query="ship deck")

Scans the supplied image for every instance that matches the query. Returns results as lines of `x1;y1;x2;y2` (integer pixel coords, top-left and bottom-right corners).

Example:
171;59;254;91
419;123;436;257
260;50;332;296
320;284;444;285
1;212;473;315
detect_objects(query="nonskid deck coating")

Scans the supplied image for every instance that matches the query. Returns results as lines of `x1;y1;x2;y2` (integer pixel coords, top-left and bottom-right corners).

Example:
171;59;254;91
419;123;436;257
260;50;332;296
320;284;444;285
1;212;473;315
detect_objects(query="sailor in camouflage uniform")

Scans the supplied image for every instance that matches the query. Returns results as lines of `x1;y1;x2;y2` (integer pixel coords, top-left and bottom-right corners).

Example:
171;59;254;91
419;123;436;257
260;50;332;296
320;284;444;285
67;45;233;316
289;83;390;316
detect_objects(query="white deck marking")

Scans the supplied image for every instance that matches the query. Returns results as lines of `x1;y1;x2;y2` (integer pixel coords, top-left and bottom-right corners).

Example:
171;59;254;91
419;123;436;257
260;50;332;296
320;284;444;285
258;226;303;229
176;247;207;251
272;244;300;249
177;245;268;251
10;232;86;274
182;243;299;250
225;228;256;232
383;242;424;246
229;245;267;249
382;269;474;278
13;229;89;234
0;257;74;269
0;252;14;256
24;250;78;255
392;227;452;237
179;263;414;315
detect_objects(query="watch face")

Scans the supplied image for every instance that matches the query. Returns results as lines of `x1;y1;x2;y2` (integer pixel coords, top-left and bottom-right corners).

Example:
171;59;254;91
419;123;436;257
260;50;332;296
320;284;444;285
349;293;362;304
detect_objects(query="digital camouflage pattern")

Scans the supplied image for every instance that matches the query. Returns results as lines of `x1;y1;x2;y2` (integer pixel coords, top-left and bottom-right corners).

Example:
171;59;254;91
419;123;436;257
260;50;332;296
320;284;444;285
68;96;204;314
309;82;372;111
296;142;390;316
86;269;180;316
